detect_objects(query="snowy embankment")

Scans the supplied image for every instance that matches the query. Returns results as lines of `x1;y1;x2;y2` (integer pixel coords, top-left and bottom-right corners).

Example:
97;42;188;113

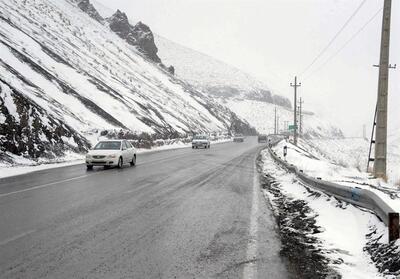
264;139;400;277
272;139;400;214
0;136;232;179
308;138;400;186
260;150;385;278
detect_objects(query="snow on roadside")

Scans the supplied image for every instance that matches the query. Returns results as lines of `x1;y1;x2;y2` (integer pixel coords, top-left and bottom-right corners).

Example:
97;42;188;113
307;138;400;186
271;139;400;214
260;149;386;279
0;151;85;179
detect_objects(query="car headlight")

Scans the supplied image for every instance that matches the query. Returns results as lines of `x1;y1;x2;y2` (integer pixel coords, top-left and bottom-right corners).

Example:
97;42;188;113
107;154;117;158
86;154;91;159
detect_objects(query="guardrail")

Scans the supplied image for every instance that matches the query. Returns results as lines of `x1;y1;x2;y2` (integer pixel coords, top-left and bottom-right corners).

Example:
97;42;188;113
266;139;399;242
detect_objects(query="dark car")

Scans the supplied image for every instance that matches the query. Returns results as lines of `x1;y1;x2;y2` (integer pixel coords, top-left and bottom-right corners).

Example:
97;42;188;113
233;134;245;142
258;134;267;143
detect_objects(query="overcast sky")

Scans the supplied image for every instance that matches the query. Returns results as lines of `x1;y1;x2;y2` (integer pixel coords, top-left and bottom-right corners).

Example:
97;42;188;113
95;0;400;137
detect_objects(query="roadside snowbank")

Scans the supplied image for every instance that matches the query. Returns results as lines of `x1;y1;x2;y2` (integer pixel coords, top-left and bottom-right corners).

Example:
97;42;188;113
307;138;400;185
260;150;386;278
272;139;400;214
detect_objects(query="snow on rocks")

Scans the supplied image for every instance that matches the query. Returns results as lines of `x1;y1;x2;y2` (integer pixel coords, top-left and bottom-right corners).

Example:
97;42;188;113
0;0;254;166
0;79;90;160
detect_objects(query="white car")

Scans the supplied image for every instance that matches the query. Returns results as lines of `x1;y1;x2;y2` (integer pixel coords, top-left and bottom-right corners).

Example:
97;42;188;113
86;140;136;170
192;134;210;149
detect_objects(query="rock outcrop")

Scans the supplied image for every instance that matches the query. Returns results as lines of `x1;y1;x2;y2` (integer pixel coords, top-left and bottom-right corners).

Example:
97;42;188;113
76;2;175;71
77;0;103;22
108;10;161;63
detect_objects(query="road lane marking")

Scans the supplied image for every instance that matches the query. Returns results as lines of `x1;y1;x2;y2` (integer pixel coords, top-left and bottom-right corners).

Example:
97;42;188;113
0;174;91;198
243;163;259;279
0;150;213;199
0;229;36;247
0;141;251;199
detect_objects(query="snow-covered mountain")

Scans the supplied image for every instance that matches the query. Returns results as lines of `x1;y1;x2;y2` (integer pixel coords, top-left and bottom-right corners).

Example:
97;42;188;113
0;0;256;164
155;35;265;90
155;34;343;139
155;35;292;109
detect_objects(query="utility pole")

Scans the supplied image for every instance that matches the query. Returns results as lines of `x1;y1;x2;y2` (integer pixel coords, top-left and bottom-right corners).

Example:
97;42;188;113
373;0;392;179
299;98;304;136
274;106;277;134
290;76;301;145
283;121;288;133
277;114;280;134
297;105;300;131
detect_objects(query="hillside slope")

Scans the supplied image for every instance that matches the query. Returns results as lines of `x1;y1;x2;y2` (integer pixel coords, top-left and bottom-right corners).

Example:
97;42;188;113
155;35;343;139
0;0;255;164
155;35;266;91
155;35;292;109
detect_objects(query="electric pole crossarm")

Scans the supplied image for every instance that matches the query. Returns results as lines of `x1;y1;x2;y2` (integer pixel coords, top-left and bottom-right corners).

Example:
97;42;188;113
373;64;396;68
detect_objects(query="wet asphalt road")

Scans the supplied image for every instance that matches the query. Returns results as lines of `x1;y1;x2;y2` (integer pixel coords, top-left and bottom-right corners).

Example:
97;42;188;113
0;137;288;279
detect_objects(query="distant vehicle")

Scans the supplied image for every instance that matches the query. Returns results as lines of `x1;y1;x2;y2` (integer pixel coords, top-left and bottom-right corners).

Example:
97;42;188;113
233;134;245;142
86;140;136;170
192;134;210;149
258;134;267;143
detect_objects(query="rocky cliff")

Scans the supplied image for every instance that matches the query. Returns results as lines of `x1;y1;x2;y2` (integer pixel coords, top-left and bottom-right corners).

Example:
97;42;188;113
107;9;161;64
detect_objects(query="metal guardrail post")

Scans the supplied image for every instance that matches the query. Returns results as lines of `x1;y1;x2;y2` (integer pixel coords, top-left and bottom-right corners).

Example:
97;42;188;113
389;213;399;242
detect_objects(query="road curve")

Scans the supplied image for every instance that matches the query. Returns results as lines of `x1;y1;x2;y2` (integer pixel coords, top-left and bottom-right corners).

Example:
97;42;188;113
0;137;288;278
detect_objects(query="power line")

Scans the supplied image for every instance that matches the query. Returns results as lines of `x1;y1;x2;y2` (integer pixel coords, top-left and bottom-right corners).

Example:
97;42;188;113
300;0;368;76
304;6;383;81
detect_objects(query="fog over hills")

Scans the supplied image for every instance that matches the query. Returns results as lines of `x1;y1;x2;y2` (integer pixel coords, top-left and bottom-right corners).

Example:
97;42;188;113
154;34;343;138
0;0;344;166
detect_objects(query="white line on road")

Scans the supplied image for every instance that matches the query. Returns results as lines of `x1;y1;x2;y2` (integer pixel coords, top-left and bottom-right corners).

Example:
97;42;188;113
0;174;91;198
0;144;229;199
0;229;36;247
243;162;259;279
0;149;214;199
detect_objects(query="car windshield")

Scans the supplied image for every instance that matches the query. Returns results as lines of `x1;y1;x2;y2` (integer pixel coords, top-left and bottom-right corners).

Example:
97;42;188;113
93;141;121;150
194;135;206;140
